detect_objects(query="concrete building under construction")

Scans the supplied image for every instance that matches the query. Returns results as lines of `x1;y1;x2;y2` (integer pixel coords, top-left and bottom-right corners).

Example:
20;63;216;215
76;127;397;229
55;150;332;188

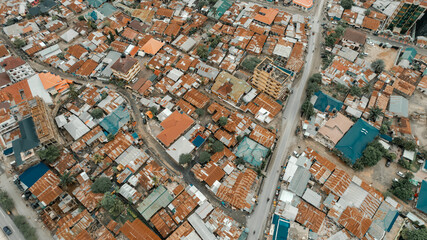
251;57;293;100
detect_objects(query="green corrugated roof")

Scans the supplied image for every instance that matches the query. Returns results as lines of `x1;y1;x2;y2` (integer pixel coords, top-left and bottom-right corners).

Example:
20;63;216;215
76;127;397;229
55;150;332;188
137;185;174;220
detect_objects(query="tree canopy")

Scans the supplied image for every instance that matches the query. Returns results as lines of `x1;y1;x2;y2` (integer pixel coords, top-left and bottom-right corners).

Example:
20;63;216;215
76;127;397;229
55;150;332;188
241;57;261;71
197;45;209;59
91;177;112;193
349;85;362;97
199;151;211;164
179;153;192;165
212;140;224;153
13;215;37;240
13;38;26;48
371;59;385;73
392;137;417;151
301;100;315;119
402;228;427;240
37;145;61;163
368;106;383;121
101;193;125;217
0;190;14;212
218;116;228;126
195;108;205;116
340;0;353;9
59;172;75;187
390;173;414;201
90;108;104;119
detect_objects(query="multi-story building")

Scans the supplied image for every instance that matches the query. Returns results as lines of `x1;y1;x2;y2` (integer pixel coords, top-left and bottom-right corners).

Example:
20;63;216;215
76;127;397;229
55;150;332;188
111;55;141;82
0;56;35;83
385;0;427;35
251;57;293;100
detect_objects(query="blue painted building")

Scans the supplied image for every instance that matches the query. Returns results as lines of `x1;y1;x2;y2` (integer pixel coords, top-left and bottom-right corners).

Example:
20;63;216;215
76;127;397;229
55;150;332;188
313;91;343;113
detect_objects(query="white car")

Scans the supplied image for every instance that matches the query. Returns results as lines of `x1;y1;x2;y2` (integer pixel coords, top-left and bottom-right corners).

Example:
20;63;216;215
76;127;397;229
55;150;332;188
396;171;405;178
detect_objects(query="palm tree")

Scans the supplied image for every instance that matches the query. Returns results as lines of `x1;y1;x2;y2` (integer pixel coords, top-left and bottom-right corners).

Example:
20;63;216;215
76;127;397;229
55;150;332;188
68;84;79;100
92;153;104;164
60;172;75;188
369;106;383;121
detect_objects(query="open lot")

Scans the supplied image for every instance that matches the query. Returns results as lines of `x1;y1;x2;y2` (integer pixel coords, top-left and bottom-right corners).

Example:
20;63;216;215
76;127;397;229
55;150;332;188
408;91;427;147
364;44;399;71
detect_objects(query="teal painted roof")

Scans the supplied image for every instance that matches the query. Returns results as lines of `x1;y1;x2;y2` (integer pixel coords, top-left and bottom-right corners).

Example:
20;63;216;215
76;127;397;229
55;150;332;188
235;137;269;167
87;0;107;8
12;117;40;166
99;106;130;135
313;91;343;112
416;180;427;214
98;3;117;17
137;185;174;220
401;48;417;63
335;119;379;163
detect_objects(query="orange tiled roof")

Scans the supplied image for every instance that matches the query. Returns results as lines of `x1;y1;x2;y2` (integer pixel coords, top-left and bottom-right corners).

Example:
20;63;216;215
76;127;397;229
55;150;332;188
192;161;226;187
76;59;98;77
362;17;380;31
157;111;194;147
150;209;177;238
67;44;88;59
141;38;165;55
254;8;279;25
322;168;351;196
0;80;32;104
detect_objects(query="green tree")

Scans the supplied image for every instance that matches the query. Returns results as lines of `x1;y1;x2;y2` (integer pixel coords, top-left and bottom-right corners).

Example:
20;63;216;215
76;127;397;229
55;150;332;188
195;108;205;116
108;31;115;42
57;52;65;60
371;59;385;73
197;45;209;59
13;38;26;48
149;106;158;115
340;0;353;9
13;215;37;240
91;177;112;193
306;81;320;98
402;228;427;240
392;137;416;151
309;73;323;84
218;117;228;126
241;57;261;71
68;84;79;100
101;193;124;217
212;140;224;153
78;15;85;21
235;158;245;165
59;172;75;188
390;175;414;201
301;100;315;118
0;190;14;212
209;35;222;48
380;123;389;134
365;9;371;16
179;153;192;165
349;85;362;97
199;151;211;164
92;153;104;164
90;108;104;119
38;145;61;163
368;106;383;121
359;146;383;167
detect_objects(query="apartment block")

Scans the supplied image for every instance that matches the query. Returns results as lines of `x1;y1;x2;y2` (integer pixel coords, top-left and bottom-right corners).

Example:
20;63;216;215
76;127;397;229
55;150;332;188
1;56;35;83
251;57;292;100
111;55;141;82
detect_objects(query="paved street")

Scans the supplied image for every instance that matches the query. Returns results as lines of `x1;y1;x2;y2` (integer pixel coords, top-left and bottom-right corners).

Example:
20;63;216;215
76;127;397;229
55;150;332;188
0;207;25;240
246;0;326;238
0;164;52;240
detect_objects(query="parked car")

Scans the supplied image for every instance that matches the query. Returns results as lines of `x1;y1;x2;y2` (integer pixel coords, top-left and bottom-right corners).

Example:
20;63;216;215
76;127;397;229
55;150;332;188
393;178;399;182
3;226;12;236
385;160;391;167
397;171;405;178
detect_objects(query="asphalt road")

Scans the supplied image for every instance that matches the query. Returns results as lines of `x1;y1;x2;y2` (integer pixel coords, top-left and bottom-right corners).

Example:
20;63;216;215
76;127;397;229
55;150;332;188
246;0;326;239
0;208;25;240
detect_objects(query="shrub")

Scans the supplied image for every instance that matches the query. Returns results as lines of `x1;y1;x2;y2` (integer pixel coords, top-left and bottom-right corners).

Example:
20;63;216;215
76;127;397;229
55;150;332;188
0;190;14;212
91;177;112;193
179;154;192;165
212;140;224;153
241;57;261;71
199;151;211;164
13;215;37;240
90;108;104;119
37;145;61;163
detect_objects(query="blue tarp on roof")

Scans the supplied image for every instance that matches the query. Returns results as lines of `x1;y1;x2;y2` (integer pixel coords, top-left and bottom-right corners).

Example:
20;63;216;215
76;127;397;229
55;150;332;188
99;106;130;135
313;91;343;112
12;117;40;166
335;119;379;164
19;163;49;189
272;214;290;240
416;180;427;214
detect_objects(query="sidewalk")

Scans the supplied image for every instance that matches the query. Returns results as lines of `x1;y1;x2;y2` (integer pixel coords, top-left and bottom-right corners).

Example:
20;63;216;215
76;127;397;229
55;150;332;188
0;173;53;240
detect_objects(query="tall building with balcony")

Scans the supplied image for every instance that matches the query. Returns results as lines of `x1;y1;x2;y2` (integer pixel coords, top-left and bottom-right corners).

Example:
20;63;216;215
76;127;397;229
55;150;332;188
111;55;141;82
386;0;427;35
0;56;35;83
251;58;293;100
